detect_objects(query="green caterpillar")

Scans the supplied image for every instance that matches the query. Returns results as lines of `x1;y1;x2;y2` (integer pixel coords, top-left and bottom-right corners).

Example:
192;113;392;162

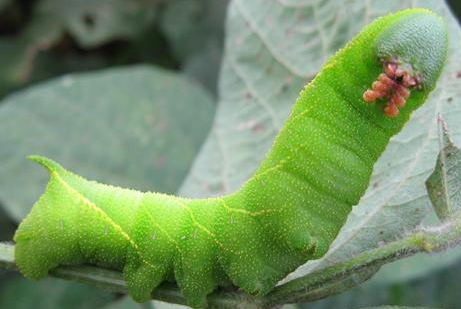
13;9;447;308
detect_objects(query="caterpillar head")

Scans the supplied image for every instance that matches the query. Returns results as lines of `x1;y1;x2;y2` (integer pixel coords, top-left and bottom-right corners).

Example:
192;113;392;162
363;10;448;117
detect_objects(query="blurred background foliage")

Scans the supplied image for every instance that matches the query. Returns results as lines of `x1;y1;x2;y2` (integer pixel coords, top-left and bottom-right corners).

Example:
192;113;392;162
0;0;227;99
0;1;460;309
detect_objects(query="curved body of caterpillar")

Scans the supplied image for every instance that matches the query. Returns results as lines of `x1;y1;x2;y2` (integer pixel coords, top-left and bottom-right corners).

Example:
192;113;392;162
13;9;447;308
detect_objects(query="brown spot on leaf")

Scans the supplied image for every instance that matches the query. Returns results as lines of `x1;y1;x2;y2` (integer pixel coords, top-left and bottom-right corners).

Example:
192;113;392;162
154;156;166;168
285;28;294;37
297;14;307;22
252;124;265;133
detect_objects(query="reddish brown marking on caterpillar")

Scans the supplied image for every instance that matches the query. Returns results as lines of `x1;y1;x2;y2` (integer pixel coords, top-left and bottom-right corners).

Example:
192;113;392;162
363;60;420;117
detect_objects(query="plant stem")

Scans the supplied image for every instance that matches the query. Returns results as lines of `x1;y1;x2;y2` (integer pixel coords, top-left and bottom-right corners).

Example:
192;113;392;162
1;210;461;309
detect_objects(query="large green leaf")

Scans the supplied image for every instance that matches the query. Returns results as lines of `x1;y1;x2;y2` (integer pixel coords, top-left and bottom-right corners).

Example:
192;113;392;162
0;66;215;221
179;0;461;283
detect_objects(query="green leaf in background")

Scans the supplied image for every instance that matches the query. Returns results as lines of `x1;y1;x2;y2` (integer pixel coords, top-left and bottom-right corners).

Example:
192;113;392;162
0;0;227;99
0;65;215;222
160;0;228;95
0;275;116;309
0;0;161;97
36;0;158;48
179;0;461;287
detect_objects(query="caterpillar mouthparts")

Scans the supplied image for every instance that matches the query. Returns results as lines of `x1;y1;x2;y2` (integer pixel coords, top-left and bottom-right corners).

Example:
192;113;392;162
363;59;421;117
